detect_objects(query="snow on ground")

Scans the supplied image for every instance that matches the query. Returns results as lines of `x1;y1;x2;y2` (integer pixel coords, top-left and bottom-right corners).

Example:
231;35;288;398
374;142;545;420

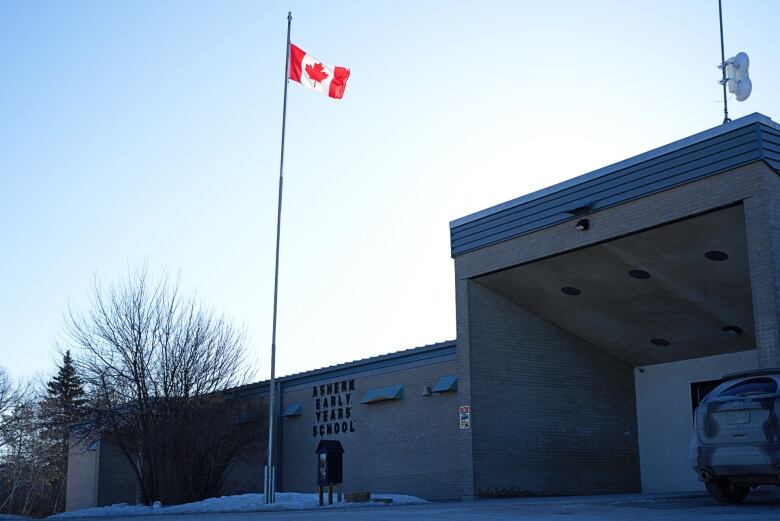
50;492;427;518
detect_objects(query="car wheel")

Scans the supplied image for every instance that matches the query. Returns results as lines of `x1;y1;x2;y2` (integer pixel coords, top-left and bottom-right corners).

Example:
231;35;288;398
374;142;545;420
705;479;750;503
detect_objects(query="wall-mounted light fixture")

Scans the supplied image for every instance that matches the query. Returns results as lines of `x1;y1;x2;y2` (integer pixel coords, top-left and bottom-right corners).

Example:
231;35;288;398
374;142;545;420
575;218;589;231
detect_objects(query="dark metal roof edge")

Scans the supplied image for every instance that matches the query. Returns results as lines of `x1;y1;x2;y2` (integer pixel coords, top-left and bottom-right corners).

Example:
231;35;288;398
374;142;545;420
236;339;456;393
450;157;761;257
449;113;777;229
451;129;759;240
451;151;763;255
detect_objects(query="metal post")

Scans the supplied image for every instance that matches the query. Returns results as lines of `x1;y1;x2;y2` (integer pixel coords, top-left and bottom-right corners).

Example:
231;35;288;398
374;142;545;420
718;0;730;124
265;11;292;505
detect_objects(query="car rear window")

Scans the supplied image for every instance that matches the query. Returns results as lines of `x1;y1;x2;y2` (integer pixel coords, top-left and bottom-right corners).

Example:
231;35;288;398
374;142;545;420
718;377;778;398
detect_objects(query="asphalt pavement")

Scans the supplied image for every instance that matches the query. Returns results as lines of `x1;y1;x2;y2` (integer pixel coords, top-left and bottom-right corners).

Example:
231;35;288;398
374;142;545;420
60;492;780;521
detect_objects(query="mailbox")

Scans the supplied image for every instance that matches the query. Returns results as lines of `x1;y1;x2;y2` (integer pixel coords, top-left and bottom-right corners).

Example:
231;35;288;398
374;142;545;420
315;439;344;486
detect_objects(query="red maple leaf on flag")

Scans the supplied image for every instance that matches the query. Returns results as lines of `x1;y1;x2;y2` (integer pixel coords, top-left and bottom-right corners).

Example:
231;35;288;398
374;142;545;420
305;62;329;85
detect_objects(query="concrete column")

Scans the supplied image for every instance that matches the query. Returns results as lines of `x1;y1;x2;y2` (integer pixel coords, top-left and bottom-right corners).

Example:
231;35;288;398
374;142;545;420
455;275;476;500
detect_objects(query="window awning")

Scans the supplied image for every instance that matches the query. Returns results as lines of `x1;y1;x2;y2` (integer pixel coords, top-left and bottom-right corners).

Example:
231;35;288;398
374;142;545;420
432;375;458;393
281;402;303;417
361;384;404;404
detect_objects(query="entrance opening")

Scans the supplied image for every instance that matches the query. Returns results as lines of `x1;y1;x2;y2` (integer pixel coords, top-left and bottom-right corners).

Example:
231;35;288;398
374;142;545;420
473;205;756;494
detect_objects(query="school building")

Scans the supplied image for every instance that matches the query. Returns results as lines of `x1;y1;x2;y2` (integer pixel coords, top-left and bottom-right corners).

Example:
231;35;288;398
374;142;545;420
67;112;780;509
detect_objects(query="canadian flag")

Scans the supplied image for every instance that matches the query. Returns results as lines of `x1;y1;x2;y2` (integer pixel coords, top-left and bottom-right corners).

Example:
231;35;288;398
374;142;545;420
289;44;350;99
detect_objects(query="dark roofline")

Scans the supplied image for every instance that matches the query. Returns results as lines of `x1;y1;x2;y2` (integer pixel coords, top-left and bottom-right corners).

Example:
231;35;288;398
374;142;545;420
450;113;779;229
233;339;456;395
449;112;780;256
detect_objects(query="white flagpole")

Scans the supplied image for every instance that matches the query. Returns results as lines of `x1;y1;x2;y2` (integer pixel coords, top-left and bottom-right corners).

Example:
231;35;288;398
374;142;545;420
265;10;292;505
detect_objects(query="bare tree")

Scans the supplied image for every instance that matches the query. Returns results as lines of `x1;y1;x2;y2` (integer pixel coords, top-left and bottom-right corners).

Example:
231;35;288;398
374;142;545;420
0;368;24;439
0;369;29;512
66;267;263;505
0;396;46;516
0;377;64;518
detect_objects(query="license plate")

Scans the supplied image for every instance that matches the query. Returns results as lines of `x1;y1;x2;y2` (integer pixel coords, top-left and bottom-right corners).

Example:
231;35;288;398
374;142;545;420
727;410;750;424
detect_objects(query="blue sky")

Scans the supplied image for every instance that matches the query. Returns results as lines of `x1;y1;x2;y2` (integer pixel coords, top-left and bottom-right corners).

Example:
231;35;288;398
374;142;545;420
1;0;778;382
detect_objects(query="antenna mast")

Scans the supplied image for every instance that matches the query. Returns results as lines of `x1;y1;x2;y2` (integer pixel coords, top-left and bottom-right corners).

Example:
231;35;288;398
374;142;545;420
718;0;730;124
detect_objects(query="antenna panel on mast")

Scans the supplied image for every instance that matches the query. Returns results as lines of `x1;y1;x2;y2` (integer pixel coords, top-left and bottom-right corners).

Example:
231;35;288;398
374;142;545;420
723;52;752;102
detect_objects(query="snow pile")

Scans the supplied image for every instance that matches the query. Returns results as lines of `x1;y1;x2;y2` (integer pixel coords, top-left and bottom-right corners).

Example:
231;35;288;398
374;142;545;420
50;492;427;518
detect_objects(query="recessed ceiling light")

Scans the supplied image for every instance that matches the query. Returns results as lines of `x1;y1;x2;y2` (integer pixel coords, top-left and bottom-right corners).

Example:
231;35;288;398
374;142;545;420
628;269;651;279
561;287;581;296
650;338;670;347
705;250;729;261
722;325;743;337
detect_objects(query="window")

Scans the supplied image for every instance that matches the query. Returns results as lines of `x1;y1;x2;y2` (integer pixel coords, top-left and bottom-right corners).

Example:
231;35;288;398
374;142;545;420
691;379;721;414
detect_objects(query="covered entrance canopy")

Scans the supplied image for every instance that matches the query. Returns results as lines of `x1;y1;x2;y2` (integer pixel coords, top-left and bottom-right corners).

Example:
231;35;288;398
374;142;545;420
476;205;755;367
450;113;780;499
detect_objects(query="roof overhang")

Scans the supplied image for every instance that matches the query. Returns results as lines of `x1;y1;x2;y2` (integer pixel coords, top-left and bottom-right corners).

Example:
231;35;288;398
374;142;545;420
450;113;780;257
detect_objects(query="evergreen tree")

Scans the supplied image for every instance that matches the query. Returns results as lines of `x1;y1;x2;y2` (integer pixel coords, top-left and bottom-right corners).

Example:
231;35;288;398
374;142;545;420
38;351;87;513
42;351;87;431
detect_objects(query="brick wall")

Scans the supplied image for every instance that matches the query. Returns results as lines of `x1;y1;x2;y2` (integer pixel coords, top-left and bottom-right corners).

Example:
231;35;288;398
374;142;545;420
279;358;461;500
220;394;266;495
67;349;460;509
744;168;780;367
96;438;137;506
465;281;640;496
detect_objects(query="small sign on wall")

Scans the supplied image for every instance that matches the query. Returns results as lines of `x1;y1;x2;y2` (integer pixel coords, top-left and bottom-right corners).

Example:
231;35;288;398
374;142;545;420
459;405;471;429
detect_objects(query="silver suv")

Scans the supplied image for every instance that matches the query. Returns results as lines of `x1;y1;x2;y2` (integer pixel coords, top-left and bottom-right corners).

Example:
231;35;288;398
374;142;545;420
690;369;780;502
